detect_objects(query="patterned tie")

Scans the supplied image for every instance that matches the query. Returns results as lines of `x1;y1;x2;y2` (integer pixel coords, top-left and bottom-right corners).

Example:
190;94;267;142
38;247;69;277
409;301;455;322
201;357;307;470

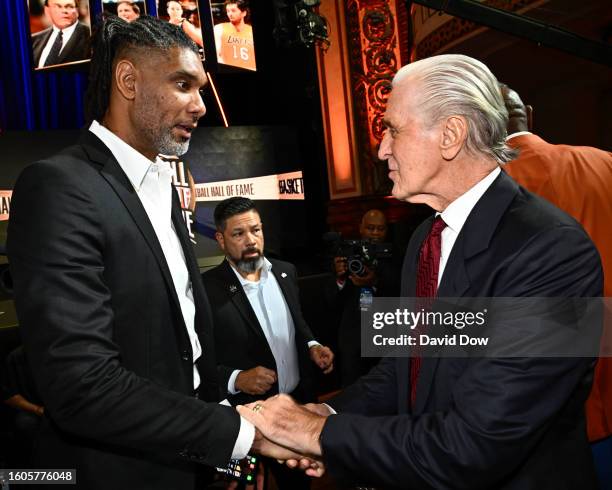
45;30;63;67
410;215;446;406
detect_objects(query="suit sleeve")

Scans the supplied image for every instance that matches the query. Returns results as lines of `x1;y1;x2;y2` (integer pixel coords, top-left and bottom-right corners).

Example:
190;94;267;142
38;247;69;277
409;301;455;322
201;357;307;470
320;225;602;489
7;162;240;467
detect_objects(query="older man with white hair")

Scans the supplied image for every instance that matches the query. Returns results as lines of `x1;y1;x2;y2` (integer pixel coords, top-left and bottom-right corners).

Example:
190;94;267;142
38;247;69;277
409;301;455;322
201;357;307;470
238;54;603;489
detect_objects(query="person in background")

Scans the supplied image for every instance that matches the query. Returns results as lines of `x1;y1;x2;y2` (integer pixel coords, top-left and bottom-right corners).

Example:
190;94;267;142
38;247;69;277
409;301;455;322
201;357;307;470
502;83;612;488
331;209;399;386
214;0;256;71
203;197;334;488
117;1;140;23
166;0;203;48
31;0;90;68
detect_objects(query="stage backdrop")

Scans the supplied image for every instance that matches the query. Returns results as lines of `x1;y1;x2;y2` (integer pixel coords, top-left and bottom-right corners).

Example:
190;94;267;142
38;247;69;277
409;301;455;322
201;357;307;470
0;125;306;267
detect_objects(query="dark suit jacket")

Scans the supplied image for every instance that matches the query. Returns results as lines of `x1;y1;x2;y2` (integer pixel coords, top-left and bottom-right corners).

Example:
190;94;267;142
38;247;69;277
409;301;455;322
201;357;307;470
320;171;602;489
328;258;400;386
32;22;90;67
202;258;316;407
7;131;241;490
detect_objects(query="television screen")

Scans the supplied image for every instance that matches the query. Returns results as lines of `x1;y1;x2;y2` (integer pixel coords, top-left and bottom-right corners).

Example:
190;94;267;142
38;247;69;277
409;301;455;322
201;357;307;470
210;1;256;71
157;0;205;60
28;0;91;71
102;0;146;23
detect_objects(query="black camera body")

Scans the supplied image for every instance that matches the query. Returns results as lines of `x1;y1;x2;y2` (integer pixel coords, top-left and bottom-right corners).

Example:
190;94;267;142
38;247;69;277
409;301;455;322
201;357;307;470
335;239;392;277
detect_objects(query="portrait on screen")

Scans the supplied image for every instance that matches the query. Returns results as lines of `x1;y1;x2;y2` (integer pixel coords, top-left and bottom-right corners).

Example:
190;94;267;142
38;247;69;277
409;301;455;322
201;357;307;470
102;0;146;23
211;0;256;71
28;0;91;70
157;0;205;59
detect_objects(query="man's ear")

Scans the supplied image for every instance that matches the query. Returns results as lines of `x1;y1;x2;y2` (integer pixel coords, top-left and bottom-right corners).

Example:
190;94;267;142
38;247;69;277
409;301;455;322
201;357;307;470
115;59;137;101
440;116;467;160
215;231;225;250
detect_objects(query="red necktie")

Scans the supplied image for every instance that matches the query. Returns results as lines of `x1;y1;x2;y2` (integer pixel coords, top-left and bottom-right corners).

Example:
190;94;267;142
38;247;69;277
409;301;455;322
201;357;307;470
410;216;446;406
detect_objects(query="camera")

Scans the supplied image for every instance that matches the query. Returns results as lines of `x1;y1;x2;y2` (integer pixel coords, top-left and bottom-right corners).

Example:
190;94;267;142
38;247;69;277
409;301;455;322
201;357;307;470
324;232;392;277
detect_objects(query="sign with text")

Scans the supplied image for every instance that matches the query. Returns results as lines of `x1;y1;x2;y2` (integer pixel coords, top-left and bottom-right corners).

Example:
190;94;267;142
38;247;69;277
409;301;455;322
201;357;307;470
195;171;304;202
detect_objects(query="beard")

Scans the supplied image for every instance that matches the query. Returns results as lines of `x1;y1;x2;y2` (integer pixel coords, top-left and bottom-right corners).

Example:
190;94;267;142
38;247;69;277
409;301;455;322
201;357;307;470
136;94;191;157
232;248;264;274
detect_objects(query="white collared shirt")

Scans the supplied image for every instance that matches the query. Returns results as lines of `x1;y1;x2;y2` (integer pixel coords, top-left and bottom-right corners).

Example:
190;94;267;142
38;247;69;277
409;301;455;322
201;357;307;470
437;167;501;286
89;121;254;459
90;121;201;387
506;131;532;141
228;259;318;394
38;21;79;68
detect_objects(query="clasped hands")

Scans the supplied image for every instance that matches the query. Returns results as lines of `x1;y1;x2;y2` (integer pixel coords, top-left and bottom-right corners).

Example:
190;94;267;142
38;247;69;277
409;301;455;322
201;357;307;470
238;394;331;477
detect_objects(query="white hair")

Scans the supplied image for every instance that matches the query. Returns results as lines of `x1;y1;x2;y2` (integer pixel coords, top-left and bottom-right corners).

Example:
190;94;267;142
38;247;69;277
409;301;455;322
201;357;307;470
393;54;517;164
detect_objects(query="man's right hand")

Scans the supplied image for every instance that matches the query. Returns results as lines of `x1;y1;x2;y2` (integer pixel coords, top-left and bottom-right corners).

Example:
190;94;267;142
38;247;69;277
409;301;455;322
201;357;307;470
333;256;348;279
235;366;277;395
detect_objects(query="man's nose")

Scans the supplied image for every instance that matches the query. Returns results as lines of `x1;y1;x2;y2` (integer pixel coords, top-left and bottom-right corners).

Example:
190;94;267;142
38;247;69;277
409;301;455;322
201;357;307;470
190;91;206;120
378;130;391;161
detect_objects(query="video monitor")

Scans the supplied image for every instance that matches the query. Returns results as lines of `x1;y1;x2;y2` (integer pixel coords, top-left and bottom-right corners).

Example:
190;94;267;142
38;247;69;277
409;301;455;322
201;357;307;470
157;0;205;59
102;0;146;23
210;1;256;71
27;0;91;71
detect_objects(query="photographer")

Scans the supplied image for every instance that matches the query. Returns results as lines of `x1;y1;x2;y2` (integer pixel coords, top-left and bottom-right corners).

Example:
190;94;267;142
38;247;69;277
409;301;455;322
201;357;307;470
331;209;400;386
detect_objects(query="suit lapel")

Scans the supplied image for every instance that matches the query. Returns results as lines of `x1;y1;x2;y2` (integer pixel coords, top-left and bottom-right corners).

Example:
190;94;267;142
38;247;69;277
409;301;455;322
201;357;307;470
34;29;53;64
81;132;186;326
412;172;520;414
218;260;269;343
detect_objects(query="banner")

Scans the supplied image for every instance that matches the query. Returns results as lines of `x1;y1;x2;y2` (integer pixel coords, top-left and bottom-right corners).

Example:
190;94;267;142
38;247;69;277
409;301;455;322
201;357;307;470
0;190;12;221
194;171;304;202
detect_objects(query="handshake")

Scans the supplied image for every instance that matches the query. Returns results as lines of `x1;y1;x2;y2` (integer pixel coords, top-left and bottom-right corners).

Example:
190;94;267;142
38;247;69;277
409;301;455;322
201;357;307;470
238;394;332;478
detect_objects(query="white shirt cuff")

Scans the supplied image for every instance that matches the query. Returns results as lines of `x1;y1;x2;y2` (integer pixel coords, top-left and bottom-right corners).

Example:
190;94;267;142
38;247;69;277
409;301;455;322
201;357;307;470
228;369;242;395
307;340;321;349
231;416;256;459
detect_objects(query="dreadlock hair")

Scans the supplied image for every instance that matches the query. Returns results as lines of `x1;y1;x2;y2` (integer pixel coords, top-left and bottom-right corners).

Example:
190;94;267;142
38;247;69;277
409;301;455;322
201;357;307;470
84;15;199;124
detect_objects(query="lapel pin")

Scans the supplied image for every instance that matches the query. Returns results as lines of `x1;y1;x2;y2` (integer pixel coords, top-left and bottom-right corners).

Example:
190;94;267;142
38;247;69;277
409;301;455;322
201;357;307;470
281;272;287;278
229;285;238;293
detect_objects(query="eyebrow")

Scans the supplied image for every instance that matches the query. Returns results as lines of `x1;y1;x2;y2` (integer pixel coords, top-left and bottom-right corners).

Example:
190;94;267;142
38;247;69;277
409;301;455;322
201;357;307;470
170;70;208;88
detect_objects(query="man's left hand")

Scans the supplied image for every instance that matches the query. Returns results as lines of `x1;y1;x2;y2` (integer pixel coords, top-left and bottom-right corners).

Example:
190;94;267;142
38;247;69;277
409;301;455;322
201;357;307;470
309;345;334;374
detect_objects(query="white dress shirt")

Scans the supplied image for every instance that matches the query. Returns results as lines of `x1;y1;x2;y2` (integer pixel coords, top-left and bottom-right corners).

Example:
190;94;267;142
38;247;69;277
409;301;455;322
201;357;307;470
228;259;318;394
89;121;253;458
38;21;79;68
437;167;501;285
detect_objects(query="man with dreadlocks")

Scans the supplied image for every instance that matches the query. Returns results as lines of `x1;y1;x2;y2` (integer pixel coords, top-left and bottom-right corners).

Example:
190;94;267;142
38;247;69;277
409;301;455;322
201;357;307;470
7;15;278;490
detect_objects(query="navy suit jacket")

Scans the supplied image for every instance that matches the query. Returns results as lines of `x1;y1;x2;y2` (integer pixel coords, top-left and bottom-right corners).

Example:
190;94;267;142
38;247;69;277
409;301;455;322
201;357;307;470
202;258;316;406
321;171;602;489
7;131;240;490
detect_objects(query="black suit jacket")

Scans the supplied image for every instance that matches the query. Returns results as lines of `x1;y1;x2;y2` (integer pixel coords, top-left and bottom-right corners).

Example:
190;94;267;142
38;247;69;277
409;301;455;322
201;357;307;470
31;22;90;67
320;171;602;489
7;132;241;490
328;258;400;385
202;258;316;406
